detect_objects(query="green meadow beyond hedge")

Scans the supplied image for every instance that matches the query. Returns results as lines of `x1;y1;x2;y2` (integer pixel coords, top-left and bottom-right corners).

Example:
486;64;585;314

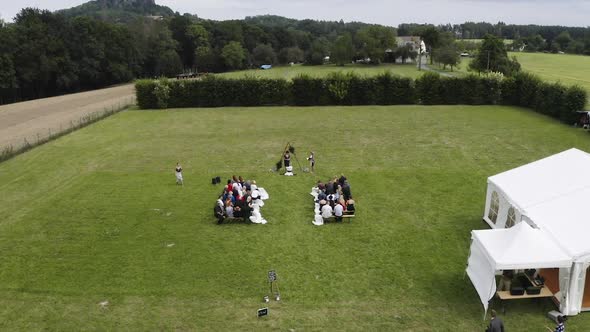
135;72;587;123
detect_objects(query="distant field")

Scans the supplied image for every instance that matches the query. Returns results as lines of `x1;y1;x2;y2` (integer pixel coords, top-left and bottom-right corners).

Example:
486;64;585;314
458;39;513;45
452;52;590;106
2;105;590;330
511;52;590;102
216;63;423;80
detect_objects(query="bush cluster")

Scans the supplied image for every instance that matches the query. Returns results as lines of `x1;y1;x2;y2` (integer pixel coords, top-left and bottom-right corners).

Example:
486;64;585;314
136;72;587;124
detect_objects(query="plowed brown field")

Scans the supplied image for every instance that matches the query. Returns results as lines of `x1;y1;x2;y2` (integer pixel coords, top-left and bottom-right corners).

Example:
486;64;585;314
0;84;135;150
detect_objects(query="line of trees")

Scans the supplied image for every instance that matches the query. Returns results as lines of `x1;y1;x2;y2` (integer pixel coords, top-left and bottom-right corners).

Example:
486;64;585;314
2;5;590;105
400;22;590;55
0;10;405;104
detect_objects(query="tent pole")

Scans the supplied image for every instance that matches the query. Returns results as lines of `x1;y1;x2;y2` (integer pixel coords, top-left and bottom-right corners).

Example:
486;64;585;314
484;274;496;320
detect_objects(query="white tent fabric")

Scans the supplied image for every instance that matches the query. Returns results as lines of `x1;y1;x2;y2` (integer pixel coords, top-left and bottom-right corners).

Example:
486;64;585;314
467;222;571;313
524;186;590;259
472;222;571;270
487;148;590;214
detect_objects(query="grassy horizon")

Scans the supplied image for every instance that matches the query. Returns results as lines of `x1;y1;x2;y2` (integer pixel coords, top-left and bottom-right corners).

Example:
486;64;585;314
1;105;590;330
216;63;423;80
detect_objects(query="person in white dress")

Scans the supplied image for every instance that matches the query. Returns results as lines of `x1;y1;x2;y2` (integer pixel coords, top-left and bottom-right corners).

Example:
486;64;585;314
249;191;267;224
175;162;183;185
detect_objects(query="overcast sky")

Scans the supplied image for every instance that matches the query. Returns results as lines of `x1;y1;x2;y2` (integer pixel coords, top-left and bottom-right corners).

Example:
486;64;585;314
2;0;590;27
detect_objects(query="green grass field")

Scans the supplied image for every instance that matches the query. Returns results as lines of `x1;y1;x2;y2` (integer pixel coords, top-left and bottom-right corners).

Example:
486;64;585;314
511;52;590;103
216;63;423;80
450;53;590;105
1;105;590;330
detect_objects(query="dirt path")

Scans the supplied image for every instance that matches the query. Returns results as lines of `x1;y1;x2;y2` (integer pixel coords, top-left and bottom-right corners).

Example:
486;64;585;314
0;84;135;151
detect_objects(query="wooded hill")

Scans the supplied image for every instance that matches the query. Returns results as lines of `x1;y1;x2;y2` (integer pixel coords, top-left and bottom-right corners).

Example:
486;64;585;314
59;0;175;22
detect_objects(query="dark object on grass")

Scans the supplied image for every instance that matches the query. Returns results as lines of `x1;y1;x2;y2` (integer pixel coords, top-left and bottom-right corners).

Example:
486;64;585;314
276;160;283;170
288;146;295;153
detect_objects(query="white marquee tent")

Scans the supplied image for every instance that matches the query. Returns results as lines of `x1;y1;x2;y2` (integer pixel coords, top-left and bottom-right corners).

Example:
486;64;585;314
468;148;590;316
467;222;571;314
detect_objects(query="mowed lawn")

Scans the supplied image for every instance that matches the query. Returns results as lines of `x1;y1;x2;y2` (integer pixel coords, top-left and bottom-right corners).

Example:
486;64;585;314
2;106;590;330
216;63;423;80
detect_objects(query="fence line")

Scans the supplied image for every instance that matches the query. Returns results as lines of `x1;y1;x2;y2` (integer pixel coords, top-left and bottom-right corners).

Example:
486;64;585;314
0;97;135;164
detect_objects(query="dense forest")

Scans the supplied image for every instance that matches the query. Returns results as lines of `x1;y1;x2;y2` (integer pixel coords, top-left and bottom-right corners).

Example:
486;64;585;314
1;0;590;104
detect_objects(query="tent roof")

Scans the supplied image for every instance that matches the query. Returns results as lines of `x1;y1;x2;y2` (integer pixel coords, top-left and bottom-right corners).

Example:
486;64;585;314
488;148;590;211
525;186;590;258
472;222;571;270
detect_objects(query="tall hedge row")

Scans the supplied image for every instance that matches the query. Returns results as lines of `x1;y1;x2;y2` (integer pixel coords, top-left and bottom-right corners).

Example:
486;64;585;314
136;71;587;124
291;72;416;106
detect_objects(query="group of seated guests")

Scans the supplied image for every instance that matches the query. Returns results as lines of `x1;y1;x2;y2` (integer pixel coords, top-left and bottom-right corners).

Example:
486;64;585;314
310;175;355;225
214;175;268;224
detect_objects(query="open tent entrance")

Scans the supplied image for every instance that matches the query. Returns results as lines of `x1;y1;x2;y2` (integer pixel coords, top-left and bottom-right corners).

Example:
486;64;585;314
466;222;572;315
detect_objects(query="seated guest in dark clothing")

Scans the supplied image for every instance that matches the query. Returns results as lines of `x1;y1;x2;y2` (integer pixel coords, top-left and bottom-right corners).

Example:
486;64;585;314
234;204;243;218
342;183;351;200
326;180;335;195
317;181;325;192
235;197;248;217
346;197;355;213
242;197;252;217
338;175;347;186
317;192;327;202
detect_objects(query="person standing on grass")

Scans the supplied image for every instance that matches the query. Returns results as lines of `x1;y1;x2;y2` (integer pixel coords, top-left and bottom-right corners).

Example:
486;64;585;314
175;162;183;185
546;315;566;332
487;310;505;332
307;151;315;172
284;150;291;168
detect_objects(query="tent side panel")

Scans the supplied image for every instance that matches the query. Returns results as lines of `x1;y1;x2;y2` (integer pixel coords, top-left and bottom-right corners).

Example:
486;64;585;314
563;262;587;315
466;239;497;313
